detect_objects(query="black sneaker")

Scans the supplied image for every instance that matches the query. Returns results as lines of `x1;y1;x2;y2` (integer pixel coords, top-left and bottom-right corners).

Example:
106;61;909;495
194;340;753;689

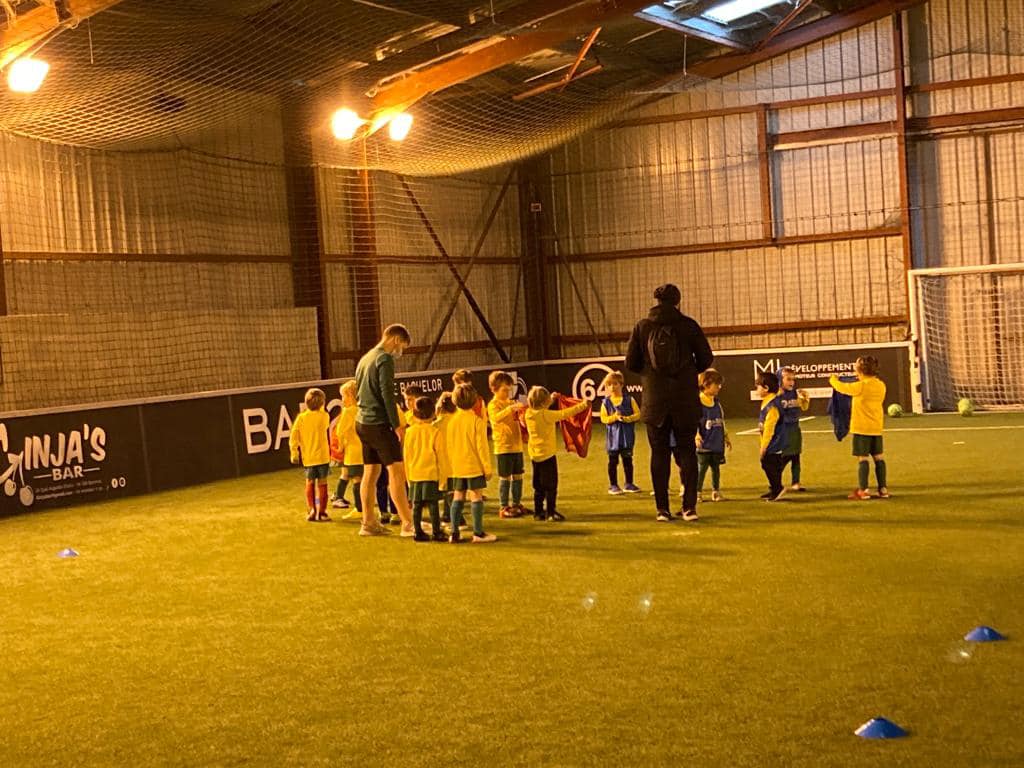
548;511;566;522
432;531;448;543
534;512;547;521
766;487;788;502
656;510;672;523
449;532;464;544
413;531;431;542
682;509;699;522
759;492;773;500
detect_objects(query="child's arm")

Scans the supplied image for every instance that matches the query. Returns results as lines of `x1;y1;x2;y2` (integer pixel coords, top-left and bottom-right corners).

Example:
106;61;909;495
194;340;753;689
475;418;492;479
552;398;591;422
830;375;863;397
490;402;520;425
288;414;302;464
759;407;779;457
797;390;811;410
435;429;450;487
599;400;618;424
622;398;642;423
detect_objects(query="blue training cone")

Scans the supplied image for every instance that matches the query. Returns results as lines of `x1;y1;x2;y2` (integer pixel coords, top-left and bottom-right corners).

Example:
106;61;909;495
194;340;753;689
964;625;1006;642
855;717;908;739
57;548;79;558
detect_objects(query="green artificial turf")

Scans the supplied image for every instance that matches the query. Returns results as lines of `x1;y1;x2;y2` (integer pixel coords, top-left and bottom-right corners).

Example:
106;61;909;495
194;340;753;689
1;413;1023;767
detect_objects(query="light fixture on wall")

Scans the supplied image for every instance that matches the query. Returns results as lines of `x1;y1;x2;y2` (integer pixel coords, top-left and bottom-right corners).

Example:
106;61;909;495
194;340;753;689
704;0;780;24
7;57;50;93
388;112;413;142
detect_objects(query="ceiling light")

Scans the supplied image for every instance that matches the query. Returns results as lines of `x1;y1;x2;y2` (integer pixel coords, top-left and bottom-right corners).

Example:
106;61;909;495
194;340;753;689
705;0;780;24
7;57;50;93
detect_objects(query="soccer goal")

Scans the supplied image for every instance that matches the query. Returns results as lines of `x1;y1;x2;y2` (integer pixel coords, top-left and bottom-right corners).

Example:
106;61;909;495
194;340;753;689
909;263;1024;412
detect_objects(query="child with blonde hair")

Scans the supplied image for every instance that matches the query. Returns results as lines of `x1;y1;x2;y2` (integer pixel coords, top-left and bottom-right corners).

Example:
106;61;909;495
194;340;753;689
599;371;642;495
525;386;591;521
830;356;889;500
487;370;528;518
289;388;332;522
447;384;496;543
332;381;364;520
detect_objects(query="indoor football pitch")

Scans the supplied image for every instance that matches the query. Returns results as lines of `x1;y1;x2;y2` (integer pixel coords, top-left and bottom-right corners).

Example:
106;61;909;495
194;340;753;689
2;413;1022;767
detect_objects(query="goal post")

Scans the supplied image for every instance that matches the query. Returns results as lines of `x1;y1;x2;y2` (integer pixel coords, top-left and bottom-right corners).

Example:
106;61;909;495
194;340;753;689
908;263;1024;412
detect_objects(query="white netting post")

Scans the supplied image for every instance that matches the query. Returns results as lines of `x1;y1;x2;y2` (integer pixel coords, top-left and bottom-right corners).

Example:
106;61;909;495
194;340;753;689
909;263;1024;412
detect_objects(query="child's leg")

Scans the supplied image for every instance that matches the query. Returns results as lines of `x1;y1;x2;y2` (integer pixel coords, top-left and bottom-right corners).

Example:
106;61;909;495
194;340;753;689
351;480;362;512
607;450;620;487
360;464;381;527
317;482;329;518
335;468;349;501
376;470;390;517
468;489;485;536
511;473;524;507
710;458;721;491
442;490;452;522
857;457;870;491
413;500;425;535
428;499;442;535
304;479;316;513
872;453;887;490
532;463;546;518
622;450;635;486
761;454;783;495
790;454;802;486
498;475;511;508
696;453;710;491
546;459;562;520
451;490;466;533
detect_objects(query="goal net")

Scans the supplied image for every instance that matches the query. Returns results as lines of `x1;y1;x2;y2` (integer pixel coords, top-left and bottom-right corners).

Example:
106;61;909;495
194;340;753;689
910;264;1024;411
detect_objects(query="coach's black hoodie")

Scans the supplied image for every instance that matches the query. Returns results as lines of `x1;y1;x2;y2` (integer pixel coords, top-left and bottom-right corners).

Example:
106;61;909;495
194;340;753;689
625;303;714;426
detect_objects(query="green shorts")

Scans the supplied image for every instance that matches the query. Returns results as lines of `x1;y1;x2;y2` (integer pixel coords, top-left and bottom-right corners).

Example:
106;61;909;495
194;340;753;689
496;452;525;477
304;463;330;480
343;464;363;479
452;476;487;492
852;434;884;457
782;426;803;456
409;480;441;503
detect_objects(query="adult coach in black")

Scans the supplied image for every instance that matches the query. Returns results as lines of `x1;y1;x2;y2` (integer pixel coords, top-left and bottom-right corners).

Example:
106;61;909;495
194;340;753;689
355;323;415;537
626;284;714;522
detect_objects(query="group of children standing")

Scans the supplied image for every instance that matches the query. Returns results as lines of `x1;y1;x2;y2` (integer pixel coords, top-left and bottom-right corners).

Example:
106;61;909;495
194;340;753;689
288;355;891;535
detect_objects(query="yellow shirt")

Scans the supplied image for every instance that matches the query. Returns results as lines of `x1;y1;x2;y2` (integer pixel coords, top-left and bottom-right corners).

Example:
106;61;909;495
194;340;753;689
830;375;887;436
488;396;523;455
600;395;641;424
525;400;589;463
404;420;449;484
334;405;363;466
404;408;416;427
447;409;492;478
289;408;330;467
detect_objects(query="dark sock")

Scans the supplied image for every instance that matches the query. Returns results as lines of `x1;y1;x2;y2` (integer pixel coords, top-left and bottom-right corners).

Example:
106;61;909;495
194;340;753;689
874;459;887;489
471;501;485;537
534;491;545;516
858;461;870;490
413;502;424;534
428;500;441;532
607;454;619;486
352;482;362;512
451;499;465;531
623;454;634;485
499;478;511;507
511;478;523;505
336;477;349;500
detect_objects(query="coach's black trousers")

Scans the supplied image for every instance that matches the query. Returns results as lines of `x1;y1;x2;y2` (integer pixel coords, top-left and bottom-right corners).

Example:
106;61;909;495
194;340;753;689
648;414;699;514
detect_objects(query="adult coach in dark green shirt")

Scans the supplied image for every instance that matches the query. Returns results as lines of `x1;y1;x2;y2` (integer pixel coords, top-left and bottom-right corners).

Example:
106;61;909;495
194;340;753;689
355;323;414;537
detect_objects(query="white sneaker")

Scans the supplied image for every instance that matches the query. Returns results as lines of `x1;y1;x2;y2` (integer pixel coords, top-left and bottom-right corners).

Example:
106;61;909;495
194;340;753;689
471;532;497;543
358;524;389;536
711;491;723;502
332;498;350;509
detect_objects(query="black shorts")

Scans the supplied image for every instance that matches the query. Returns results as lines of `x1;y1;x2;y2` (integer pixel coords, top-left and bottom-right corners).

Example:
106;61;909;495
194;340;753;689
355;421;403;467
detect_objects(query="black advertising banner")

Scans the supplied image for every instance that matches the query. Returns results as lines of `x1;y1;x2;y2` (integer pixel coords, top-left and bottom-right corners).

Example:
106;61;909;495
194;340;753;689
0;343;910;515
143;398;239;491
0;405;148;516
